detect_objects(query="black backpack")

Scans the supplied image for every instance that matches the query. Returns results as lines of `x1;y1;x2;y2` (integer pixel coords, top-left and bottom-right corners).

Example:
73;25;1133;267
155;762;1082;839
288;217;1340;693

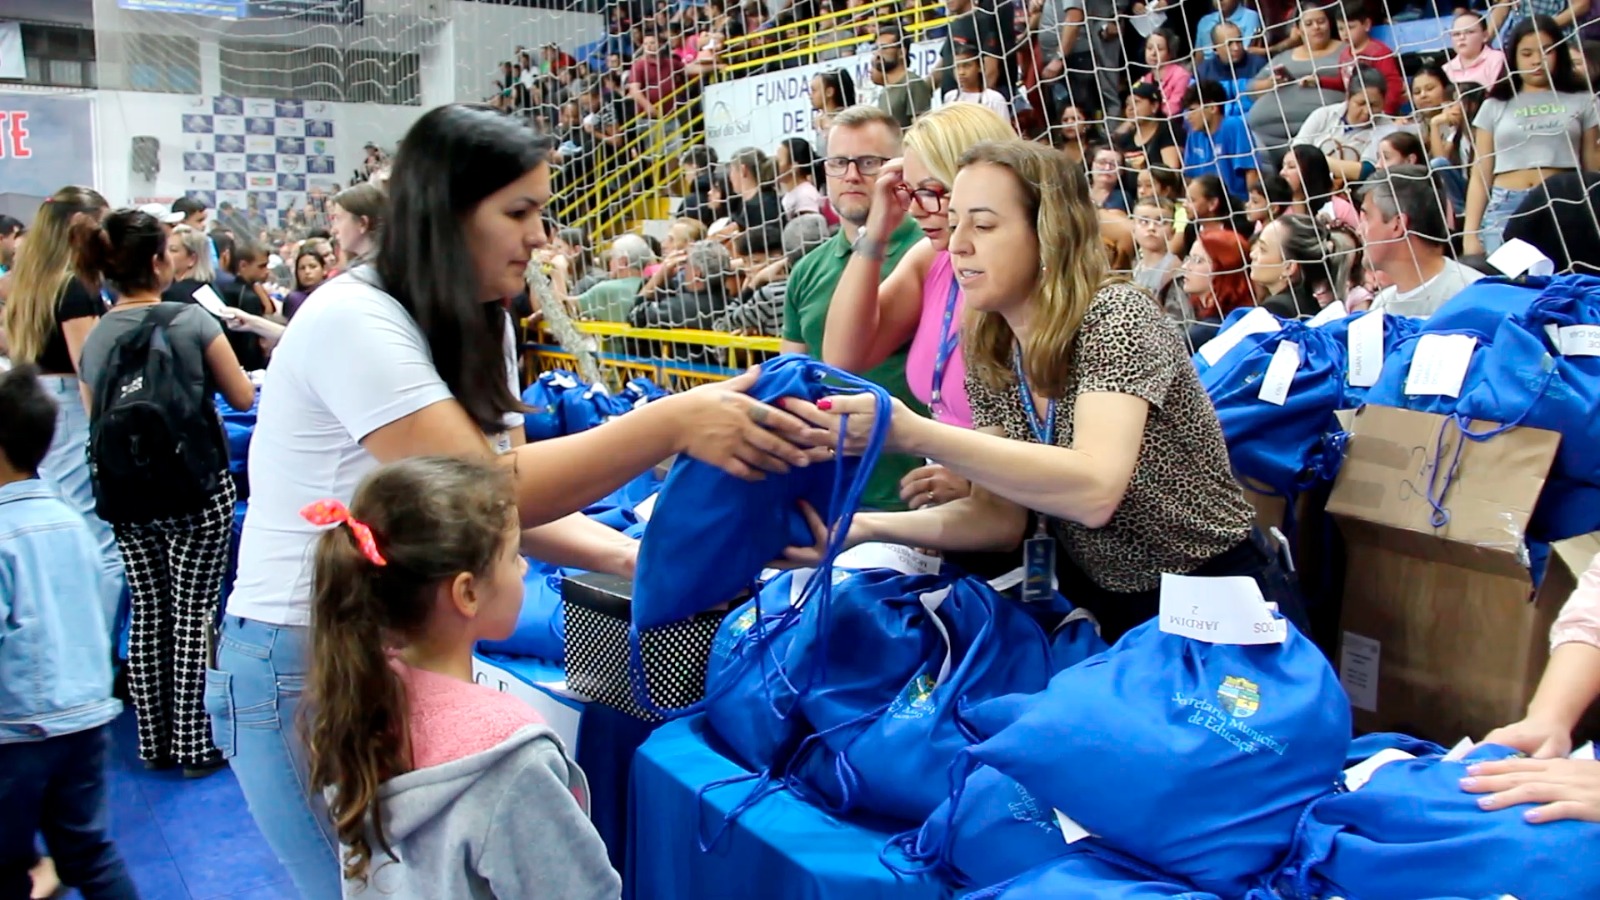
89;303;225;524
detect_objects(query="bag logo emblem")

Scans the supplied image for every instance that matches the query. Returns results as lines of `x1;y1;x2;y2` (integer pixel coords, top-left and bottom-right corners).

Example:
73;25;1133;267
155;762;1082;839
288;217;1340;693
890;673;937;719
1217;675;1261;719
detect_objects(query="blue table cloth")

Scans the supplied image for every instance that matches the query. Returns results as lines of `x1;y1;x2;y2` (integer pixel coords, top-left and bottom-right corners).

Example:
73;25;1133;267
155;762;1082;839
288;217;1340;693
627;717;943;900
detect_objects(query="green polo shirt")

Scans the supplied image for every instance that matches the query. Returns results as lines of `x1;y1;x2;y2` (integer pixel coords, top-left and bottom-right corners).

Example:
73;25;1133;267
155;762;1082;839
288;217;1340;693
578;276;645;323
783;218;928;512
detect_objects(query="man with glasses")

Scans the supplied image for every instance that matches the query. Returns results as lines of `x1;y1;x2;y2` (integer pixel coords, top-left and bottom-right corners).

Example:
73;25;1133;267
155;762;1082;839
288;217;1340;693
780;105;928;512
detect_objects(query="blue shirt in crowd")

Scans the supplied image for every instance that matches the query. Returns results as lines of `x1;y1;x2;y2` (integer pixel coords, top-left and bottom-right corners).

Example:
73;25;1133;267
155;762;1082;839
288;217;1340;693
1194;7;1263;57
0;479;121;743
1183;114;1258;200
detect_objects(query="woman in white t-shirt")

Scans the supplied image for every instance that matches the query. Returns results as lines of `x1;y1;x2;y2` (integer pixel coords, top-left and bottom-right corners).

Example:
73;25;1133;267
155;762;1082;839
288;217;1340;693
208;104;830;900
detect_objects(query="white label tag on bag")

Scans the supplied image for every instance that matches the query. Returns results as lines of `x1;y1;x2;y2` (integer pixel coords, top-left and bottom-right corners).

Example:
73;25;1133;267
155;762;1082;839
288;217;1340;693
1404;334;1476;397
1053;808;1091;844
1442;737;1475;762
1158;573;1287;645
1198;306;1281;366
633;492;658;524
1557;325;1600;357
834;542;941;576
1571;741;1597;761
1347;310;1386;387
1257;340;1301;406
1308;300;1348;327
1343;748;1417;792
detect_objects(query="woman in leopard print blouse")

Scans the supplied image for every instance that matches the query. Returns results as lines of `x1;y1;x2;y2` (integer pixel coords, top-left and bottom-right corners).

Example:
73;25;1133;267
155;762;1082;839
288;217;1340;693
790;138;1303;642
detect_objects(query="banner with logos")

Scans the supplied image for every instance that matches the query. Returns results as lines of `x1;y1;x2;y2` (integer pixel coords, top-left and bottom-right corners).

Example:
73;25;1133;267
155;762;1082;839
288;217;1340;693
0;93;96;199
177;95;340;226
701;39;942;159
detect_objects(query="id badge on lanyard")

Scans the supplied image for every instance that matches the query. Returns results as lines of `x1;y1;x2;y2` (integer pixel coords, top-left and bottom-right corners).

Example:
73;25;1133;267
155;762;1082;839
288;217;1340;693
1014;351;1058;605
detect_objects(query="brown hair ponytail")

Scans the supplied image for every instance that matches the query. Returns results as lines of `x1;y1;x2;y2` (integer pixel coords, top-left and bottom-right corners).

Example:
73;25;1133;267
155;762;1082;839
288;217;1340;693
301;456;516;886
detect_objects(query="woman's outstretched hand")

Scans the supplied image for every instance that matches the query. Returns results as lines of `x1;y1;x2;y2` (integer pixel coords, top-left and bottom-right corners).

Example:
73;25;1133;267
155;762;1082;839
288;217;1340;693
675;368;836;481
782;392;915;457
1462;757;1600;824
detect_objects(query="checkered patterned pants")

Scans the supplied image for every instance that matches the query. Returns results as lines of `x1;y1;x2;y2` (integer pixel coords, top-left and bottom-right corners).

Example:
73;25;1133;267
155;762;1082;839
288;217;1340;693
113;475;236;767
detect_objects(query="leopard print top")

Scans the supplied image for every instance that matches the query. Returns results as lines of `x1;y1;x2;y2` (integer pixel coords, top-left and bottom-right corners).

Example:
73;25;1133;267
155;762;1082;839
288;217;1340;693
966;281;1254;593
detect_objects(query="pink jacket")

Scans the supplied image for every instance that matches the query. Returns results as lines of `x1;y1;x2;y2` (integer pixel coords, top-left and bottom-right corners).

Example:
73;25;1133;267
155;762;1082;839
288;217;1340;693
1552;552;1600;652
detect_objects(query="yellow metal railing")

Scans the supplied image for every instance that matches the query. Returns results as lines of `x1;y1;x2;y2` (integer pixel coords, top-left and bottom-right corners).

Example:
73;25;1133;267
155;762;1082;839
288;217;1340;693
522;321;781;392
562;1;949;241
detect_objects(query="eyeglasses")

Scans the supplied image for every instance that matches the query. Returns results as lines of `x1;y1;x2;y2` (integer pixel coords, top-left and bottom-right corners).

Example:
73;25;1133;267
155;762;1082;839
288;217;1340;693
894;182;948;213
823;155;889;177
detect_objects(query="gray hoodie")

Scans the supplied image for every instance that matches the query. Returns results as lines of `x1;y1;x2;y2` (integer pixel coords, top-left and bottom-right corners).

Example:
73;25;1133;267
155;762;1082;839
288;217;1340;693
346;724;621;900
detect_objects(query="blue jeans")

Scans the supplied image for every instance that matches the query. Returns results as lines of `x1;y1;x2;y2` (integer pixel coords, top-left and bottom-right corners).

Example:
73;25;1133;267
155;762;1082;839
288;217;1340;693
1428;157;1468;224
205;616;341;900
0;726;139;900
37;374;127;636
1479;185;1534;256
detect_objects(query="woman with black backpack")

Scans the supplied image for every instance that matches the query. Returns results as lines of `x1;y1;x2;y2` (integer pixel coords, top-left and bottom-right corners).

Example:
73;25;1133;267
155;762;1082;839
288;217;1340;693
76;208;256;777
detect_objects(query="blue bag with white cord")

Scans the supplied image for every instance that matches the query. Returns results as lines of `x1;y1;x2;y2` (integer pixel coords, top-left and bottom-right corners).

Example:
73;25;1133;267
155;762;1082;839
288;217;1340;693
960;578;1351;898
1271;743;1600;900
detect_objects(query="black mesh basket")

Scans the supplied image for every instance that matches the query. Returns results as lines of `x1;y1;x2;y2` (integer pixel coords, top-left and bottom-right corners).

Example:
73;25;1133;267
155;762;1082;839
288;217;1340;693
561;572;732;722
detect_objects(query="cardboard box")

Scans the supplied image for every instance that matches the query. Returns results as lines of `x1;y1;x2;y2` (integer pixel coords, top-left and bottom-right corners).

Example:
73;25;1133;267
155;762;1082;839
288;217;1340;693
1326;405;1563;742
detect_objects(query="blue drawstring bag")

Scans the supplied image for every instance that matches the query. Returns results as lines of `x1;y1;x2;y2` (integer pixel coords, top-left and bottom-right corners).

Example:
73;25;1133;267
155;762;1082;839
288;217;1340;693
886;763;1071;890
522;371;580;441
1344;732;1446;770
1199;320;1349;496
1273;743;1600;900
1308;311;1422;409
477;562;567;660
960;849;1222;900
1424;276;1542;337
1191;308;1280;379
1458;277;1600;540
703;569;819;771
791;575;1056;823
1047;608;1108;674
962;616;1350;898
621;376;669;405
632;354;890;632
559;381;630;435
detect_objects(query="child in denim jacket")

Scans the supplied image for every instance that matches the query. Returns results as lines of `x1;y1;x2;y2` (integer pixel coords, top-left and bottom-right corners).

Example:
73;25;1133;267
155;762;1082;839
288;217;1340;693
0;364;139;899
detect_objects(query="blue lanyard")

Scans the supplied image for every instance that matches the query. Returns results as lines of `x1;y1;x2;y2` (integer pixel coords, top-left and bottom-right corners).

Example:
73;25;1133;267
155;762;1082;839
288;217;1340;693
929;276;961;408
1012;350;1055;445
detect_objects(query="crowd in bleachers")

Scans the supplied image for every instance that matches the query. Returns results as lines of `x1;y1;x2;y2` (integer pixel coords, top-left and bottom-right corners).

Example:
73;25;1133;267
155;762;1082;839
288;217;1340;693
483;0;1599;358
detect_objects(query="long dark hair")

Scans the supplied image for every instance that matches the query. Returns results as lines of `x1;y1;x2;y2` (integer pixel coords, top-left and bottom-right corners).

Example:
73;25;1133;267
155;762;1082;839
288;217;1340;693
779;136;824;185
377;104;552;433
303;456;518;887
1288;143;1336;208
1491;16;1583;100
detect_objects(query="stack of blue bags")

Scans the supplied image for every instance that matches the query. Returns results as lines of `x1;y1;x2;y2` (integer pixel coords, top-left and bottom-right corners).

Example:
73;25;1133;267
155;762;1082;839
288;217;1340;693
522;370;668;441
476;370;670;663
1194;305;1419;499
1198;274;1600;543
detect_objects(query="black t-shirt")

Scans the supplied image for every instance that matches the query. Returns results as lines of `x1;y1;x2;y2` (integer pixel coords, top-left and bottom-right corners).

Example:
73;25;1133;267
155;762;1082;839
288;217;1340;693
1116;118;1183;171
163;278;209;306
37;278;106;375
732;190;784;234
940;1;1020;97
216;279;269;372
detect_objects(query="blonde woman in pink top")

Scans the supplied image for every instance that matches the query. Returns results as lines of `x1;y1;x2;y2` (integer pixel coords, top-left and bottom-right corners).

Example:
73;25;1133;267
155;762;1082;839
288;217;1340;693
822;102;1016;508
1444;12;1506;88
